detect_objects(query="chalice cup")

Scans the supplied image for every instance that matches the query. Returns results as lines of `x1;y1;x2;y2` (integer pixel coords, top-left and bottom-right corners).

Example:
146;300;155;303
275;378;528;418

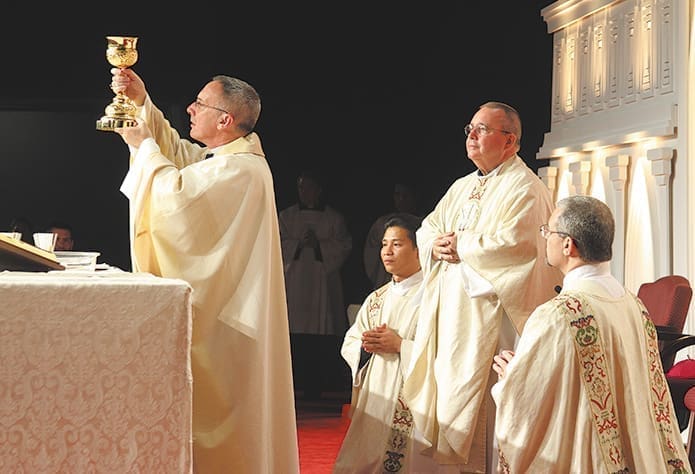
96;36;139;131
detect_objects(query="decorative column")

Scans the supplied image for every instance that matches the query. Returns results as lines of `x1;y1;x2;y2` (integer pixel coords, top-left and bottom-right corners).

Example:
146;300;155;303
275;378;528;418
605;154;630;283
568;159;592;196
538;166;559;202
646;147;674;276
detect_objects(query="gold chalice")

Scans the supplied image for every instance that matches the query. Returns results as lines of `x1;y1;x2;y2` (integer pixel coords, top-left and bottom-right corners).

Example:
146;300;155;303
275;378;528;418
96;36;139;131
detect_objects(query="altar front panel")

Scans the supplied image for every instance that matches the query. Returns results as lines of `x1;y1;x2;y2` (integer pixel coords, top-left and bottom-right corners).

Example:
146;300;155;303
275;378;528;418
0;271;193;473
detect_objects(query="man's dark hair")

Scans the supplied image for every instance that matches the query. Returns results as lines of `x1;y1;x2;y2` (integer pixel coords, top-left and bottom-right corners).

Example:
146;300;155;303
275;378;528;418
46;220;73;233
383;213;423;247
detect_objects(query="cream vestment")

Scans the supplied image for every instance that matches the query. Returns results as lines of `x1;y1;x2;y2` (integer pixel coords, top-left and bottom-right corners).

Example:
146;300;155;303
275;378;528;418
334;271;441;473
120;97;299;473
403;156;561;472
492;264;691;473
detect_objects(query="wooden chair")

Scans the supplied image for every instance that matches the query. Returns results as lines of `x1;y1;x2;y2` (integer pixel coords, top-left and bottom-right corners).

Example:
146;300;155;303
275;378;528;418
638;275;694;430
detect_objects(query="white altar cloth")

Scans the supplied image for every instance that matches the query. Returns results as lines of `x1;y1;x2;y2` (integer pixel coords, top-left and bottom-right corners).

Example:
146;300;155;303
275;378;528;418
0;269;193;473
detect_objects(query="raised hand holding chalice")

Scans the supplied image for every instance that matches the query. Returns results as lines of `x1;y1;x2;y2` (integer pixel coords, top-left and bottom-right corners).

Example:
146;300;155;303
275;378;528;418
96;36;139;131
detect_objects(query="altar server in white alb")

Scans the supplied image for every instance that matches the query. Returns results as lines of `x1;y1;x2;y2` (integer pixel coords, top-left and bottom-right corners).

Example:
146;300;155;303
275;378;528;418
402;101;562;472
279;170;352;336
112;68;299;474
492;195;690;473
335;213;440;473
279;170;352;398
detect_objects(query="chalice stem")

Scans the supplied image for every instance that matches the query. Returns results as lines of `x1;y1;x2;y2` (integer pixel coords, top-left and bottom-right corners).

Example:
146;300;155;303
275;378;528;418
96;35;139;132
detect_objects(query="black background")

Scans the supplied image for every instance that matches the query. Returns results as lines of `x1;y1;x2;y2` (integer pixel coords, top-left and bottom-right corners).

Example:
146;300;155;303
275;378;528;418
1;1;555;304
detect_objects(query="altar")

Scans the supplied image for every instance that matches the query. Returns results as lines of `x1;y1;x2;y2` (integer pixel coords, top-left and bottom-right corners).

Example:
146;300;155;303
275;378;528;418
0;269;193;473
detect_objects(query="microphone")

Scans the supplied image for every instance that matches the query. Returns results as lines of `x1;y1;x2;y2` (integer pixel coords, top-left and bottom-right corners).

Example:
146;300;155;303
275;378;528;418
554;285;562;294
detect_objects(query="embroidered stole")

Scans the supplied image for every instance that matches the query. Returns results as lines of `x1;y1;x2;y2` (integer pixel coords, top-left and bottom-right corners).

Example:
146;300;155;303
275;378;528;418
348;286;389;419
458;177;489;232
364;284;416;473
558;292;688;473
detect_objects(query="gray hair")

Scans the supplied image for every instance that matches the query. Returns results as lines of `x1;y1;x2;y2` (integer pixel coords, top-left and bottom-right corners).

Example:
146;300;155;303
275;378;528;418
555;195;614;263
479;101;522;150
213;75;261;134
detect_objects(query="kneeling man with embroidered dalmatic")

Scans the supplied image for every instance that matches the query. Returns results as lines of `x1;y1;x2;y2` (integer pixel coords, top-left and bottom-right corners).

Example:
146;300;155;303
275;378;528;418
492;195;690;473
334;213;440;473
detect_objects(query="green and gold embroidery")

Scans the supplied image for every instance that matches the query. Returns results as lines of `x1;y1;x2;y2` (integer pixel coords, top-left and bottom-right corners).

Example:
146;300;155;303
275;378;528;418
640;304;690;473
381;394;414;472
366;284;416;473
560;293;689;473
559;293;628;473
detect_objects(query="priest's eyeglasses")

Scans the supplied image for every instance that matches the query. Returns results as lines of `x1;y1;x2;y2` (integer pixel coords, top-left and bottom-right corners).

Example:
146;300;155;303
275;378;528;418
464;123;512;137
192;98;230;114
539;224;572;240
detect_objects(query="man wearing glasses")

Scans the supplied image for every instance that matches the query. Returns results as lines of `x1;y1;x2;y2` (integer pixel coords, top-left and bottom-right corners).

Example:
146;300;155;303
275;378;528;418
403;101;561;472
492;196;689;472
112;69;299;473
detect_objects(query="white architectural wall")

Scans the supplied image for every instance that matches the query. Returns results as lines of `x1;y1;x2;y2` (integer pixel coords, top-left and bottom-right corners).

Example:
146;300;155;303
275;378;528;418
538;0;693;334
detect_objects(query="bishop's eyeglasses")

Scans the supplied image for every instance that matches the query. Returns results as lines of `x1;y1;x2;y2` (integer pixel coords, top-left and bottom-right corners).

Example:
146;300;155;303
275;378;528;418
463;123;512;137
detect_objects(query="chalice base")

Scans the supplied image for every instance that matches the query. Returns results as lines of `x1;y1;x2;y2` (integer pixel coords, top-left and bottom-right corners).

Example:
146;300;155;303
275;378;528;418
96;116;137;132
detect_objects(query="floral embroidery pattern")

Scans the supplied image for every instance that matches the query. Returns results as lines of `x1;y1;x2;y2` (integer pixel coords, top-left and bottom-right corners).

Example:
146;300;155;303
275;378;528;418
559;293;689;473
571;316;598;346
640;303;690;473
468;177;489;201
458;177;489;231
382;395;414;472
366;286;416;473
497;448;510;474
367;286;388;329
558;294;627;472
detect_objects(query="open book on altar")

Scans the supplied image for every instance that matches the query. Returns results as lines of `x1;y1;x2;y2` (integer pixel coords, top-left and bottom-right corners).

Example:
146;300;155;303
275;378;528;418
0;234;65;271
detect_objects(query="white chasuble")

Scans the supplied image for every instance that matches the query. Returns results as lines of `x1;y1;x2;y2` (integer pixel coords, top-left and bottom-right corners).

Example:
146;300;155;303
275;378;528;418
403;156;561;472
492;278;690;473
120;97;299;473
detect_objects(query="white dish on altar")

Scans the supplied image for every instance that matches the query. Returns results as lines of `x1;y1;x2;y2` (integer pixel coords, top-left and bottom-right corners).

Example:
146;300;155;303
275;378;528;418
55;251;101;271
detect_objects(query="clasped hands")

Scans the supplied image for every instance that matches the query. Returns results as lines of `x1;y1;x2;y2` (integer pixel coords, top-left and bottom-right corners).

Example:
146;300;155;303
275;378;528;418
432;231;460;263
361;324;402;354
492;349;515;380
300;228;319;249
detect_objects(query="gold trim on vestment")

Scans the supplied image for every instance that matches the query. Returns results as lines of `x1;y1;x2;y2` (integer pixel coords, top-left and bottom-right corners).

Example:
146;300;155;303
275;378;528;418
365;284;417;473
559;293;687;473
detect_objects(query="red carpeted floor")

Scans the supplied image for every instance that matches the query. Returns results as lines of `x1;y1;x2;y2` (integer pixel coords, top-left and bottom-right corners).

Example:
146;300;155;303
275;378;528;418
296;396;351;473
